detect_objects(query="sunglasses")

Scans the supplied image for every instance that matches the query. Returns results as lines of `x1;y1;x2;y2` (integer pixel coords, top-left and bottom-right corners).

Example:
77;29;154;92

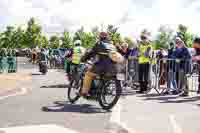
142;36;147;40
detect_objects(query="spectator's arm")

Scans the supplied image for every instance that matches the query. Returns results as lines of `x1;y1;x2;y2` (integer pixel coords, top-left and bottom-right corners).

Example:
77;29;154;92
192;55;200;61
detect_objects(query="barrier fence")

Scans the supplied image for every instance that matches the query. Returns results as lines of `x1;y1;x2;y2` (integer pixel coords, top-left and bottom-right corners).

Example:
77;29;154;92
125;58;200;94
0;57;17;73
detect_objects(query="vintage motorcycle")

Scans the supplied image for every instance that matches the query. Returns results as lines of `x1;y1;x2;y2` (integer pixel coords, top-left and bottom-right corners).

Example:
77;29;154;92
67;61;125;110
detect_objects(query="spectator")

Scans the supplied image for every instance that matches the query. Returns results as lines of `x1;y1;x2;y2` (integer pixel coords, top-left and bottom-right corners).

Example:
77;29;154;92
157;48;167;85
64;48;73;75
137;32;152;93
165;42;179;95
192;37;200;94
128;46;139;79
116;42;129;59
32;48;37;64
171;37;191;96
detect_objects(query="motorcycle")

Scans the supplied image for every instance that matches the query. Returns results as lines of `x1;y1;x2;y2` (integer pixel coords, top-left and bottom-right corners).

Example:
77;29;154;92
67;62;125;110
39;61;48;75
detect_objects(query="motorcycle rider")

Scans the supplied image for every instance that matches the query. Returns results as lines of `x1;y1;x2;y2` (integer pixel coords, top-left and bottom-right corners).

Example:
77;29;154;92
70;40;86;74
80;32;124;96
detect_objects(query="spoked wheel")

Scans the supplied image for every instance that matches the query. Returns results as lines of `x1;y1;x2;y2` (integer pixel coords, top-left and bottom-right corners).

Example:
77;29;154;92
98;80;122;110
67;79;81;104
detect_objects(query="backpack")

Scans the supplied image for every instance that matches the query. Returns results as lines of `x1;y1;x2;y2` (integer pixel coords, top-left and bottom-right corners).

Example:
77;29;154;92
100;41;124;63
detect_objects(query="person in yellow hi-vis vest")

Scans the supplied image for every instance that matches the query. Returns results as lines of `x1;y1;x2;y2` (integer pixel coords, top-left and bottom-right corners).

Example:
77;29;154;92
137;32;152;93
71;40;86;72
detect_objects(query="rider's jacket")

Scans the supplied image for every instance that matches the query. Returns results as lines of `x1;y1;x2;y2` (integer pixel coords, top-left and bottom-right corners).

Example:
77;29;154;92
81;40;117;65
72;46;86;65
138;42;152;64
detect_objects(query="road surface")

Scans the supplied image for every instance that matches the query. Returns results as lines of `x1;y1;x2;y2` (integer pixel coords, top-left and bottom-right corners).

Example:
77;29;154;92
0;57;200;133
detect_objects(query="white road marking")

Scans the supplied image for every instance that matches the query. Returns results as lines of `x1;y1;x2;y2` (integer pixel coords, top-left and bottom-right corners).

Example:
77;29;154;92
0;88;27;100
110;101;121;123
0;124;78;133
110;100;137;133
169;115;183;133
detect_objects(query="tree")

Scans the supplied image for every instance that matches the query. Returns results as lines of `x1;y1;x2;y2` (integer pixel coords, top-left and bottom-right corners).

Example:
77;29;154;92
154;25;173;49
60;30;72;48
73;27;96;48
12;27;25;48
91;26;99;41
177;24;194;47
49;35;60;49
24;17;42;48
41;35;49;48
0;26;15;48
73;26;84;41
107;25;122;44
82;32;96;48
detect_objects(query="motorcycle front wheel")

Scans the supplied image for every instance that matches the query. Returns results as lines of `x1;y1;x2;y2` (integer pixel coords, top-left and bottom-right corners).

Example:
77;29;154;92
98;80;122;110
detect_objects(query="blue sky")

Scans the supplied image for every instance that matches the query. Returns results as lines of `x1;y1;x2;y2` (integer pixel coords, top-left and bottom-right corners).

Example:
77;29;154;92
0;0;200;37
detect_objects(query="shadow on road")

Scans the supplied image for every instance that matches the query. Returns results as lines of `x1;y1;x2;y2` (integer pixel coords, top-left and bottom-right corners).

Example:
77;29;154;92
40;84;69;88
143;96;179;101
31;73;42;76
137;93;161;98
160;96;200;103
41;101;108;114
121;89;137;96
137;93;200;104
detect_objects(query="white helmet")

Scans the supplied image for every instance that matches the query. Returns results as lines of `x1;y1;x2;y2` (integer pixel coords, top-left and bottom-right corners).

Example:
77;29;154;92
74;40;82;46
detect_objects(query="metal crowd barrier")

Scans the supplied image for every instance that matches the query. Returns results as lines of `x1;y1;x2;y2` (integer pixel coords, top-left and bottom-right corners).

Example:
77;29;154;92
125;58;200;94
0;57;17;73
151;58;199;94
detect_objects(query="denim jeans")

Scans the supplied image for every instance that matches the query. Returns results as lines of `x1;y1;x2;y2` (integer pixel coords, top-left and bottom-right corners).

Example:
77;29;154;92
167;70;178;91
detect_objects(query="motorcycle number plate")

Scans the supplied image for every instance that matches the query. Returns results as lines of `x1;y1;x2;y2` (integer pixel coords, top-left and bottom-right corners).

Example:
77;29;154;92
116;73;125;81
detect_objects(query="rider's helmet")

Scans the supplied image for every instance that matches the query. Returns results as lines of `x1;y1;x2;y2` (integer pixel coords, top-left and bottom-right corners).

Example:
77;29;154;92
99;32;109;41
74;40;82;46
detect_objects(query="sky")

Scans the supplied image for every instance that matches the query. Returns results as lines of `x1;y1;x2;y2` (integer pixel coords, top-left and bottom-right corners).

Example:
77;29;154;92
0;0;200;37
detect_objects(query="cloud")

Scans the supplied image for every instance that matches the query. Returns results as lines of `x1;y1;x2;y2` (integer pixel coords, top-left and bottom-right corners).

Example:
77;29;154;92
0;0;200;37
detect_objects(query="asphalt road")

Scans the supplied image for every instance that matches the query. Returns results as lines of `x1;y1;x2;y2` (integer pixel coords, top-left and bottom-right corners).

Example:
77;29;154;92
0;57;200;133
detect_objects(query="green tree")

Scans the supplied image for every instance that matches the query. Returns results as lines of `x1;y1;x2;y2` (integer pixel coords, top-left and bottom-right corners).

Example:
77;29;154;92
41;35;49;48
12;27;25;48
24;17;42;48
60;30;72;48
91;26;100;40
49;35;60;49
73;27;96;48
177;24;194;47
0;26;15;48
82;32;96;48
107;25;122;44
154;26;173;49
